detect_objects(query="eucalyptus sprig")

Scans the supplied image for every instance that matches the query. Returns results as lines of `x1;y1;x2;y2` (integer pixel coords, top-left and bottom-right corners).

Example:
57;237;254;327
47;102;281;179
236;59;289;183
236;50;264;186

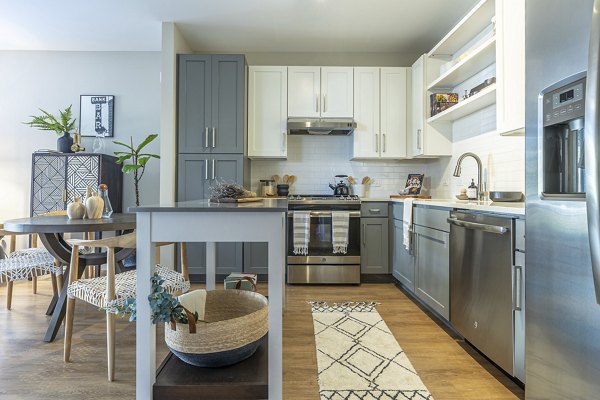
114;134;160;206
24;105;76;136
113;273;199;324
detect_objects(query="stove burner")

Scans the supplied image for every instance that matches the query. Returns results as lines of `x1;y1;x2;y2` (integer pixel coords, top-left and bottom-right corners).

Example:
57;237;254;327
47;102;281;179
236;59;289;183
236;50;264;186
287;194;361;206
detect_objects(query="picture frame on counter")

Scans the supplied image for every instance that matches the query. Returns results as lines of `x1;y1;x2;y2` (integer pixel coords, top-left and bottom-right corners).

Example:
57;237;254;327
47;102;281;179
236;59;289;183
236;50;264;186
79;95;115;137
403;174;424;195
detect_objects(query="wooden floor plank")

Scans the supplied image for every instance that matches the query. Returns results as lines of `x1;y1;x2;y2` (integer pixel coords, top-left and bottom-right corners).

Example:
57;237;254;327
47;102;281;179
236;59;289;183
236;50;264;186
0;278;523;400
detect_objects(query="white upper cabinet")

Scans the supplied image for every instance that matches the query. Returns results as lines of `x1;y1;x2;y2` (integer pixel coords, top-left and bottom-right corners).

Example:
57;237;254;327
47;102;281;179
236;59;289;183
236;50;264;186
288;66;353;118
288;66;320;118
321;67;354;118
496;0;525;135
380;68;407;159
353;67;408;159
353;67;380;158
410;54;452;158
248;66;288;158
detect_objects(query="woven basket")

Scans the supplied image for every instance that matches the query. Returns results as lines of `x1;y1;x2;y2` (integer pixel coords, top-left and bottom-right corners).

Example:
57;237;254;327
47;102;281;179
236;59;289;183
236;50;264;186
165;289;268;367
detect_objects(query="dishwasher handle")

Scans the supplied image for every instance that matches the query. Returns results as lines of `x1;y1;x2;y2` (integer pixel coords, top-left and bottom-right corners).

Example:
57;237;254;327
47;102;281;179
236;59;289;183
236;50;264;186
447;217;509;235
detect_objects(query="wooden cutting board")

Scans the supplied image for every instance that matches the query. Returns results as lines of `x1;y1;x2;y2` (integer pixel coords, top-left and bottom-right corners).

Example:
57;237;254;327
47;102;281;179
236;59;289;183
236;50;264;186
389;195;432;199
209;197;264;203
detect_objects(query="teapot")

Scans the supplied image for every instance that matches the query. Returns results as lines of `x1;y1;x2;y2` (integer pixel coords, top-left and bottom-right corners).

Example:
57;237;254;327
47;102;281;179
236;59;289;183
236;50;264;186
328;175;350;196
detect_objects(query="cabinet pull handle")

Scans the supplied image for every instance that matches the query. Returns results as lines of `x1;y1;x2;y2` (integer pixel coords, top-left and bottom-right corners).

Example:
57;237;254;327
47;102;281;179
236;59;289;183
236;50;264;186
212;127;216;148
383;133;386;153
205;127;209;148
212;159;216;180
316;94;320;113
323;94;327;112
362;223;366;246
370;209;381;213
514;265;523;311
205;161;208;180
62;190;67;202
417;129;422;150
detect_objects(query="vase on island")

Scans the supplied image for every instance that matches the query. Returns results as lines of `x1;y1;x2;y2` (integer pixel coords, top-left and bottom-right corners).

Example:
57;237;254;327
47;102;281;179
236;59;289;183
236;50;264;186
57;131;74;153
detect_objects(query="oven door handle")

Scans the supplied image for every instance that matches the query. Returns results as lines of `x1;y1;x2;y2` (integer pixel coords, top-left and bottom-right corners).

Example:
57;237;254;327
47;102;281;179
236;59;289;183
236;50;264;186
288;211;361;218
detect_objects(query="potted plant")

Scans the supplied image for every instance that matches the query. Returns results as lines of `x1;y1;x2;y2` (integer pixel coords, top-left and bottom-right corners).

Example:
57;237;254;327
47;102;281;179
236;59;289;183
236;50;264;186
113;134;160;207
24;105;77;153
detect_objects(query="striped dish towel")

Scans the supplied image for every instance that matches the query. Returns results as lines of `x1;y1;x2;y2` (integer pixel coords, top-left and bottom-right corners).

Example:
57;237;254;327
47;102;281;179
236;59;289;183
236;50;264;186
293;211;311;255
332;211;350;254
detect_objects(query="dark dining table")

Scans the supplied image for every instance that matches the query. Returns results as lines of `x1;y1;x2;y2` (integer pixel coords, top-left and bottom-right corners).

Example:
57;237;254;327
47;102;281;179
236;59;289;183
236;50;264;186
4;214;136;342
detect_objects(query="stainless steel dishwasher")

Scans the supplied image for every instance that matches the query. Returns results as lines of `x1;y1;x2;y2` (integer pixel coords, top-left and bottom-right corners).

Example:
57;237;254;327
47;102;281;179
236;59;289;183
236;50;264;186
448;211;516;376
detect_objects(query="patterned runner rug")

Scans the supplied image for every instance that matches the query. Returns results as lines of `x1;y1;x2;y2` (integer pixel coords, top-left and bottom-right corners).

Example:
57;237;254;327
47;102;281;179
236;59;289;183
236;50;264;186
310;301;433;400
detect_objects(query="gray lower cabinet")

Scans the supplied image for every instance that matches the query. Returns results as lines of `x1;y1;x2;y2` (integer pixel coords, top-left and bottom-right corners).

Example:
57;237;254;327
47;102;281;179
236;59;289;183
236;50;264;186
390;217;416;292
414;223;450;320
361;218;389;274
177;153;244;277
178;54;245;154
243;242;268;276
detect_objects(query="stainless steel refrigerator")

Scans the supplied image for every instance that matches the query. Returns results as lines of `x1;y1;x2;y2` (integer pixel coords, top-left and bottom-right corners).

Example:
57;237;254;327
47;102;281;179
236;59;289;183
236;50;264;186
526;0;600;399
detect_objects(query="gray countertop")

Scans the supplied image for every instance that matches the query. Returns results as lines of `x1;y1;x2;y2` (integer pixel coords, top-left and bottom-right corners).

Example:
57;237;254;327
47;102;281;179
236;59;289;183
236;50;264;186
130;198;288;213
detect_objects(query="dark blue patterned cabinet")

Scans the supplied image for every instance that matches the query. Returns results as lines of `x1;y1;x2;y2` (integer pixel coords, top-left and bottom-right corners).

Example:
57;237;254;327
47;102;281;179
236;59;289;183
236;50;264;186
31;152;123;216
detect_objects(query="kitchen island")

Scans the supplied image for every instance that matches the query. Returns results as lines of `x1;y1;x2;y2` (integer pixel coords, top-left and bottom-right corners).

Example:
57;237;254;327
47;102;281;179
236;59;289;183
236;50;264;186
131;199;288;400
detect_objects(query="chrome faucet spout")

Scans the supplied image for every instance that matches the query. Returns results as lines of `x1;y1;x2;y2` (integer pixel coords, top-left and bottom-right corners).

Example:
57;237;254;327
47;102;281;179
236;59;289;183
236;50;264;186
453;152;485;200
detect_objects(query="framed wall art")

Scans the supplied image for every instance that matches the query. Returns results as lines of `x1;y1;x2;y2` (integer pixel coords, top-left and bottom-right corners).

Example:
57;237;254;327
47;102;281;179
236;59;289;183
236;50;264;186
79;95;114;137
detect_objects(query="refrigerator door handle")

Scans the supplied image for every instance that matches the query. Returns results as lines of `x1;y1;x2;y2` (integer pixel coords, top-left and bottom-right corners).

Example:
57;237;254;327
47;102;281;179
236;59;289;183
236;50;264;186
585;0;600;305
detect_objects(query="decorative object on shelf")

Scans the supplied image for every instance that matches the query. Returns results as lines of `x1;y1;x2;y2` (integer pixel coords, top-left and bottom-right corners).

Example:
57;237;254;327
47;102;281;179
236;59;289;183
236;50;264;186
430;93;459;116
66;196;86;219
85;190;104;219
209;180;257;202
401;174;424;195
469;77;496;97
113;134;159;207
24;105;76;153
80;95;114;137
224;273;257;291
70;129;86;153
98;184;113;218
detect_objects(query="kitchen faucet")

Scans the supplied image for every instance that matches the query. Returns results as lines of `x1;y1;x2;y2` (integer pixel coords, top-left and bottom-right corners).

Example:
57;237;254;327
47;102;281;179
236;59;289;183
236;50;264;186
453;152;486;201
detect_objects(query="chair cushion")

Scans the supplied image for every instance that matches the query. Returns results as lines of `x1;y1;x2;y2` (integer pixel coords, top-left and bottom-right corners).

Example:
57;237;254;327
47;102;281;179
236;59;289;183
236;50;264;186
67;265;190;311
0;249;61;283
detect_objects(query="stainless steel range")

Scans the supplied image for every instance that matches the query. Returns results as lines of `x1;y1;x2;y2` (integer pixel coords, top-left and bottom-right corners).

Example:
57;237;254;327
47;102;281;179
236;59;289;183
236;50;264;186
287;194;361;284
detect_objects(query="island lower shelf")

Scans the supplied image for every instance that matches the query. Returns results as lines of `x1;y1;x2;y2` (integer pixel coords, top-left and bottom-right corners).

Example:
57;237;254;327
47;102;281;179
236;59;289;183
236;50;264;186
154;336;268;400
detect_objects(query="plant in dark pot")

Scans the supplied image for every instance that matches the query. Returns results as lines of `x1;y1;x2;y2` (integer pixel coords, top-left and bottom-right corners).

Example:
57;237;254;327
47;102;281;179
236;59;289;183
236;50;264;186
114;134;160;268
24;105;76;153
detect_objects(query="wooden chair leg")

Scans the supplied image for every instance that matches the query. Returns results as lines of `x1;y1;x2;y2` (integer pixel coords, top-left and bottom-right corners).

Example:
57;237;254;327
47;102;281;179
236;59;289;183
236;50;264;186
32;272;37;294
180;243;189;281
6;281;13;310
50;273;58;297
106;247;116;381
64;245;80;362
57;274;63;293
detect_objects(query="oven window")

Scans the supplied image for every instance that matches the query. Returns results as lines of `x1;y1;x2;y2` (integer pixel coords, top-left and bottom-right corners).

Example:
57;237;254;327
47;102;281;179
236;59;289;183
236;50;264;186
288;215;360;256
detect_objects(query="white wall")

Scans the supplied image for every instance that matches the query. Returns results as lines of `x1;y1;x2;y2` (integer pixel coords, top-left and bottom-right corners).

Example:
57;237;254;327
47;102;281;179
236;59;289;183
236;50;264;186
251;135;432;197
0;51;161;227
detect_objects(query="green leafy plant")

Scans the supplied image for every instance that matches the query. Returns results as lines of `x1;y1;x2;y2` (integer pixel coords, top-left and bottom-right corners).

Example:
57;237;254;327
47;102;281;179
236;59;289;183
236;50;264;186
24;105;76;136
114;134;160;206
114;273;199;324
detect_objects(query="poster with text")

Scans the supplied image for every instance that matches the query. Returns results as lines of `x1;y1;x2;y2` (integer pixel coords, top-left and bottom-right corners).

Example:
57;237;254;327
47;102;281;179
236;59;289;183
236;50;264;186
79;95;114;137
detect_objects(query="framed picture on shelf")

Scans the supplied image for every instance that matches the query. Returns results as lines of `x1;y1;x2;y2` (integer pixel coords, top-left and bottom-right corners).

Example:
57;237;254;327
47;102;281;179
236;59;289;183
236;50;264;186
404;174;424;195
79;95;114;137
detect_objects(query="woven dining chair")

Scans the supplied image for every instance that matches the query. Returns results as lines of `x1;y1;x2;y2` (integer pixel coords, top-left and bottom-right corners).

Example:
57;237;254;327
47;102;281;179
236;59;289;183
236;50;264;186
0;210;67;309
63;232;190;381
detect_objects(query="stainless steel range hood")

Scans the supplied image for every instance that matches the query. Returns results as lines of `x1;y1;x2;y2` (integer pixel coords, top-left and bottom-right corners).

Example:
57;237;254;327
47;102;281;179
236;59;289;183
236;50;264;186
287;118;356;135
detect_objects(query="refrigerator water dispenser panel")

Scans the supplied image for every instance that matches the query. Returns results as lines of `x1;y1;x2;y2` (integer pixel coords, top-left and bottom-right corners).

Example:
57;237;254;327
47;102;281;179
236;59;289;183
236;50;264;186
541;76;586;198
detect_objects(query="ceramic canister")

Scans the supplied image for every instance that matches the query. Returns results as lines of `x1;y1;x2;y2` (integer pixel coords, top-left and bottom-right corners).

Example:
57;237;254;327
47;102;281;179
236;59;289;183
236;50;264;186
67;196;86;219
85;192;104;219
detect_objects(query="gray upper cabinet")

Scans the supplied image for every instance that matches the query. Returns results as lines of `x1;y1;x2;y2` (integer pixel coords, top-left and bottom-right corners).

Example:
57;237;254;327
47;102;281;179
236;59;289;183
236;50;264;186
178;54;245;154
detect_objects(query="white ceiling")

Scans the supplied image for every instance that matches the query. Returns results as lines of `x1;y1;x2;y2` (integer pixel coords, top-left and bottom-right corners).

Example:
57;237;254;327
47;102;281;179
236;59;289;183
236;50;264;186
0;0;478;53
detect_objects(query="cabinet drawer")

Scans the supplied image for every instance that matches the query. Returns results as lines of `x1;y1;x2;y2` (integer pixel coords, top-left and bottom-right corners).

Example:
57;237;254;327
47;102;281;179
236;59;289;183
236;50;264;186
414;206;450;232
361;202;389;217
391;203;404;221
515;219;525;252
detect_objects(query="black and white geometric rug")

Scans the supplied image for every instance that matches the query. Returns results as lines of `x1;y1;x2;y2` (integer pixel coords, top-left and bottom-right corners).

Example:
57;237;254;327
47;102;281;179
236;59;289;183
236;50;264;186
310;301;433;400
